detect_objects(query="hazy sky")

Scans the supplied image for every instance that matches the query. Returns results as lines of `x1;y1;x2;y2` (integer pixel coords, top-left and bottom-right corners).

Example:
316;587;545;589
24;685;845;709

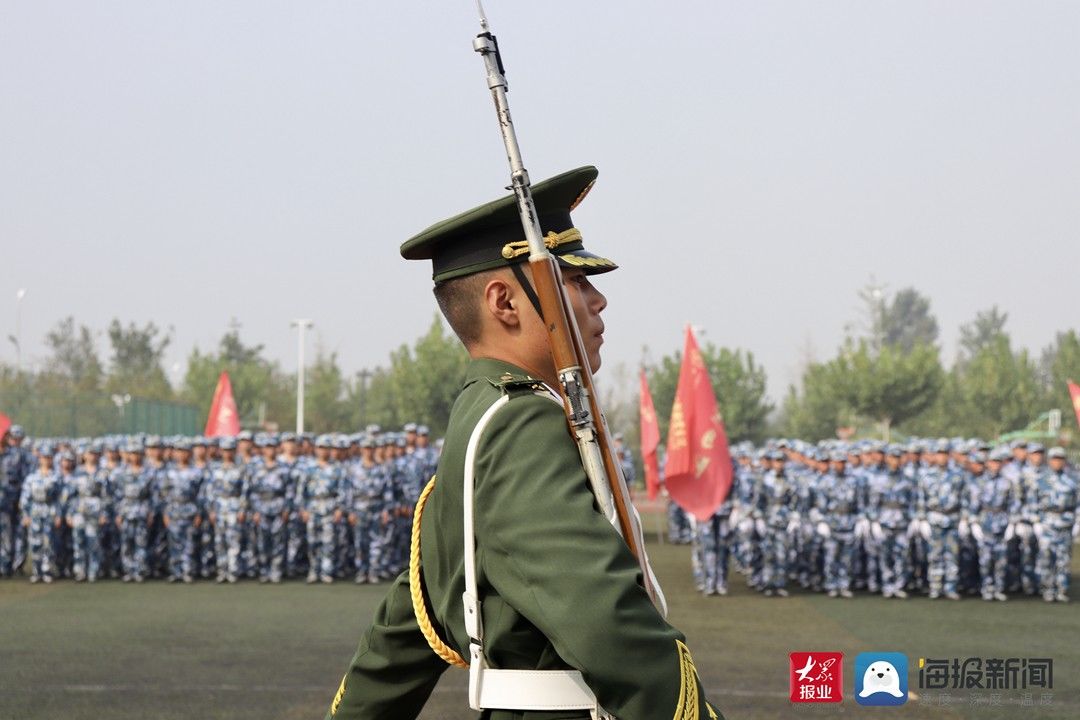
2;1;1078;405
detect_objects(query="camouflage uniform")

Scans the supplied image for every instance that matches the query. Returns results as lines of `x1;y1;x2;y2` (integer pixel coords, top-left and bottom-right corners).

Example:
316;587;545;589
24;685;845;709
394;448;427;571
791;459;822;590
249;460;291;583
693;496;733;596
371;453;401;579
972;463;1017;600
730;460;760;578
919;463;965;599
65;463;111;582
0;446;24;576
280;452;309;579
866;461;914;598
163;465;204;582
1006;459;1041;594
101;452;126;577
240;452;262;577
755;459;794;595
347;456;386;583
1034;462;1078;601
209;457;248;582
192;457;215;578
303;457;344;582
822;463;859;596
666;496;692;544
116;464;155;581
20;464;62;582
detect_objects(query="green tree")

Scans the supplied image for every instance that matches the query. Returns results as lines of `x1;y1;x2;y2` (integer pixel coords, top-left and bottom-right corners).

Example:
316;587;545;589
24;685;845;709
42;317;104;393
305;349;353;433
881;288;939;353
105;319;173;400
349;316;469;436
182;323;295;430
780;361;853;442
1040;329;1080;442
950;335;1041;439
958;306;1009;362
903;369;965;438
353;366;399;430
646;343;772;444
833;340;944;439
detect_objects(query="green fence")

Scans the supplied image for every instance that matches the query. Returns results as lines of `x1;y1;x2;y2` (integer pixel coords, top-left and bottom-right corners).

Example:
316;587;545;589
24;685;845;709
0;393;200;438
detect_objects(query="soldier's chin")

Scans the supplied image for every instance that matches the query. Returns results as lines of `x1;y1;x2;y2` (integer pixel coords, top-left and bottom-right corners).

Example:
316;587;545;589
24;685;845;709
589;351;603;374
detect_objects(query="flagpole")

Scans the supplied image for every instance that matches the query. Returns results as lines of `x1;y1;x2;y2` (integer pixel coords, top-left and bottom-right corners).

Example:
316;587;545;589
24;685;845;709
292;319;313;434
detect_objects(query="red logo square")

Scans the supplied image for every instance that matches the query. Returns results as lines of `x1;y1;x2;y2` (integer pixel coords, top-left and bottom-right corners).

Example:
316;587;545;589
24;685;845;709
789;652;844;703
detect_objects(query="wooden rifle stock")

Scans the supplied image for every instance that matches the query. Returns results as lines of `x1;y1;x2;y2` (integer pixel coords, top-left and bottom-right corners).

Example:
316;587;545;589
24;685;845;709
529;256;658;605
474;8;663;610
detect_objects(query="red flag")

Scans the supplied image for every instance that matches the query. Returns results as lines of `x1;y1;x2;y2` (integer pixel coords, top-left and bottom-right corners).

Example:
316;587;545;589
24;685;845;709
0;411;11;438
663;326;733;522
204;371;241;437
1069;380;1080;431
639;370;662;500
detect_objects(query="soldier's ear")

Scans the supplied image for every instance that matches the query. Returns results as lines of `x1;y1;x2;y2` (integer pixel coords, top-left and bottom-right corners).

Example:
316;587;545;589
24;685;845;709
483;275;520;329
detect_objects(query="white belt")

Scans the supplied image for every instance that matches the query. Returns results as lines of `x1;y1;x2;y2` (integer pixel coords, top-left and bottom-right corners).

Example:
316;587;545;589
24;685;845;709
473;666;604;713
462;391;615;719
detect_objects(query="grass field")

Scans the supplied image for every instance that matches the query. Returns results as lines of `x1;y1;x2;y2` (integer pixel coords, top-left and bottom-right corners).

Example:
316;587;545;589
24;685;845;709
1;536;1077;720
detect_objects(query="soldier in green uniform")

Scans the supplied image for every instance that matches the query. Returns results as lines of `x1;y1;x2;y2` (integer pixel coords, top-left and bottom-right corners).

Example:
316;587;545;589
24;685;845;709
327;167;720;720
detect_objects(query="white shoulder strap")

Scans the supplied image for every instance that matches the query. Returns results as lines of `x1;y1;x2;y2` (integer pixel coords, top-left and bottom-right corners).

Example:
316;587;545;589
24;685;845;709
461;390;613;719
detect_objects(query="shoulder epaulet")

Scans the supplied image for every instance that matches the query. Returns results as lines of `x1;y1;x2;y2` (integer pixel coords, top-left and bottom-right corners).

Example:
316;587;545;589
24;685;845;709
492;371;548;394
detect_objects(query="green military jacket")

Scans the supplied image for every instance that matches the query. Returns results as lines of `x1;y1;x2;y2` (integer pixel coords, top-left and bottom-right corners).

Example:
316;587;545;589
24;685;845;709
328;358;719;720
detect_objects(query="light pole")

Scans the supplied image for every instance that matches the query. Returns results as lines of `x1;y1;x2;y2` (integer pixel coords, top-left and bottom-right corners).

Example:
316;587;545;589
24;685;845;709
356;368;372;425
111;393;132;431
291;319;313;434
14;288;26;371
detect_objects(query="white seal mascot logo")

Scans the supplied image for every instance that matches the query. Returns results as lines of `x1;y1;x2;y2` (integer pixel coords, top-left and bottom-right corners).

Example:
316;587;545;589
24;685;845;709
859;661;903;698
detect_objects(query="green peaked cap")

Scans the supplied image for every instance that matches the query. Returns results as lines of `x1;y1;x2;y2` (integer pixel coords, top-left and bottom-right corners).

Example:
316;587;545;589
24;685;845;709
400;166;618;283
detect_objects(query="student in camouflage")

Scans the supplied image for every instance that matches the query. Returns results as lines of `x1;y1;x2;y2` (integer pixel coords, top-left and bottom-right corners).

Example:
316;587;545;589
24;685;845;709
302;436;344;584
20;448;63;583
208;438;247;584
249;436;291;584
1035;447;1078;602
65;444;111;582
972;448;1018;601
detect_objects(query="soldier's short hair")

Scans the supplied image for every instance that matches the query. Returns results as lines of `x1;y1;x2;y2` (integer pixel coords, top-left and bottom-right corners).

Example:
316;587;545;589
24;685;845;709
433;269;498;347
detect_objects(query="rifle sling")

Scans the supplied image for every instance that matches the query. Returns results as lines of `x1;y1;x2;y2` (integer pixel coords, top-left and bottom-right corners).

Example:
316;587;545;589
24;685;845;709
511;262;545;321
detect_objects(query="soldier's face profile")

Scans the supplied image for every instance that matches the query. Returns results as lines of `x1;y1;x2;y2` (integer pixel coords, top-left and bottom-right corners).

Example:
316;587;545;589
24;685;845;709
560;268;607;374
1049;457;1065;471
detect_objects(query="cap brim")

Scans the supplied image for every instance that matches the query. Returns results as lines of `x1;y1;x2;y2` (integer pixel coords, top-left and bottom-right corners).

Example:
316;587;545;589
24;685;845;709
556;249;618;275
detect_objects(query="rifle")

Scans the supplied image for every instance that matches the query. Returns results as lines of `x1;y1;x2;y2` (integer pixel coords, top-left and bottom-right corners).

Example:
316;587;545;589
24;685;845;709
472;2;666;614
